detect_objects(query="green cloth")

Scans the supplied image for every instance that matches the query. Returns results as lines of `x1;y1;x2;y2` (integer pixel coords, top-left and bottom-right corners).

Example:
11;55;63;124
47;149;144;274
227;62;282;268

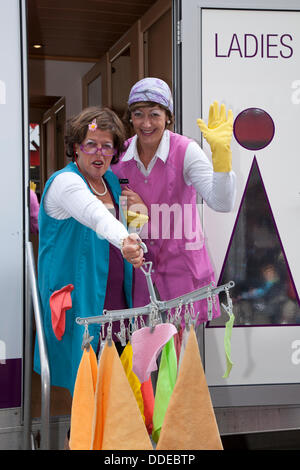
152;337;177;443
223;312;235;379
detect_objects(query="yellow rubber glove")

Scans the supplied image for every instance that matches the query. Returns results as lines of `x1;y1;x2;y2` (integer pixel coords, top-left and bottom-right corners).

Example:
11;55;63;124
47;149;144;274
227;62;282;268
197;101;233;172
126;210;149;229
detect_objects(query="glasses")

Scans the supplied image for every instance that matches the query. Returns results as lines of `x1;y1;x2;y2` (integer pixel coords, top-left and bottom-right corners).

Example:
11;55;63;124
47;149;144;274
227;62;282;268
80;142;116;157
131;109;166;121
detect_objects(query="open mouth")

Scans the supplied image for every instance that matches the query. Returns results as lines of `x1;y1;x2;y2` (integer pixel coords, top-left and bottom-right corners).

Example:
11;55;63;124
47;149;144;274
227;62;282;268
92;160;104;167
141;129;155;136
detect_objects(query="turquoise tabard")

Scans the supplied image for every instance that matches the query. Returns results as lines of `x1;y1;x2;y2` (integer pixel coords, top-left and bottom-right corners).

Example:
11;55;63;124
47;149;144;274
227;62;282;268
33;162;132;394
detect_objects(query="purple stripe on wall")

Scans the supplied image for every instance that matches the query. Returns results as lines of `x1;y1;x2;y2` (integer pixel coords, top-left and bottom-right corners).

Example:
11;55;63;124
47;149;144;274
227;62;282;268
0;358;22;408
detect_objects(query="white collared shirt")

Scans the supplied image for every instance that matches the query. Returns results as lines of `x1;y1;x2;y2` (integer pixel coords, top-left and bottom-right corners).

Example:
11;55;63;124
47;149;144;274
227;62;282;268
122;130;170;176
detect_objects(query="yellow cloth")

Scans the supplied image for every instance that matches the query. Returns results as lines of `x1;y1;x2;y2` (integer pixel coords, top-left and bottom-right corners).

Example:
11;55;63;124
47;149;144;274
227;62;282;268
156;326;223;450
120;342;145;420
197;101;233;173
91;341;153;450
30;181;37;192
126;210;149;229
69;346;98;450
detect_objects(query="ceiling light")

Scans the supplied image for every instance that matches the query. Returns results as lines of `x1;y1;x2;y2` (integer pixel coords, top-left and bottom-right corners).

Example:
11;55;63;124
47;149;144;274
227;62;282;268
33;44;43;49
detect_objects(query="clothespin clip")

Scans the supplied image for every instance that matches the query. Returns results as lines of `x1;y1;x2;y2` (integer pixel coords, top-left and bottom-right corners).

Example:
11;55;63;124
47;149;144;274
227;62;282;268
190;300;199;328
106;318;113;347
191;310;201;328
184;302;191;331
210;281;218;309
99;323;106;351
223;286;233;315
167;308;173;324
115;316;127;347
174;300;183;329
127;317;133;343
189;300;195;322
133;314;139;332
207;288;213;321
81;321;94;351
149;301;160;333
139;315;146;328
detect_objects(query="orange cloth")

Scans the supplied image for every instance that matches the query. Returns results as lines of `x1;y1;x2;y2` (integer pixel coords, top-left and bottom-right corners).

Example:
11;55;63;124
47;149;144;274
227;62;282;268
49;284;74;340
140;377;155;435
156;326;223;450
69;346;98;450
91;341;153;450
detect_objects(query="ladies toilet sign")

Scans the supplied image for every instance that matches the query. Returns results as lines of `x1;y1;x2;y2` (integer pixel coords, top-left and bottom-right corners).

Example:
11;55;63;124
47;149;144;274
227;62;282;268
0;340;5;364
215;32;293;59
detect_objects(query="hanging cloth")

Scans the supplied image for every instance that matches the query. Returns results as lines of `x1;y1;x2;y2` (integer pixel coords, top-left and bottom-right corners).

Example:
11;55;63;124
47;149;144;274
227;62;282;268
120;342;145;420
140;377;155;435
91;341;153;450
49;284;74;341
152;337;177;443
131;323;177;383
177;325;189;371
69;345;98;450
223;310;235;378
173;327;183;366
156;326;223;450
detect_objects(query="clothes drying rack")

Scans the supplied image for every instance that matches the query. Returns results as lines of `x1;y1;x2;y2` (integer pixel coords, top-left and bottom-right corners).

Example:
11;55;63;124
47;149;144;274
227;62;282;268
75;260;235;347
25;239;234;450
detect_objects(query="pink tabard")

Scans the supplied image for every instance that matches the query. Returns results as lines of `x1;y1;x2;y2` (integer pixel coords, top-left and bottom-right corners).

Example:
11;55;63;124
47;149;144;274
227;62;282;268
112;132;219;324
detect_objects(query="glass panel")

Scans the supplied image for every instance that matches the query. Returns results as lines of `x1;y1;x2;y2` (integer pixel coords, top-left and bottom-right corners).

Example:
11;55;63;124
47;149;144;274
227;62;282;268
88;74;102;107
55;107;65;171
111;47;131;119
29;123;40;199
211;158;300;327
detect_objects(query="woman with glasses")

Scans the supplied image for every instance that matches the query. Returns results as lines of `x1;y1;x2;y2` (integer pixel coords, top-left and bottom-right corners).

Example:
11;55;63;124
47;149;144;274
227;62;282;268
113;77;236;326
34;107;144;397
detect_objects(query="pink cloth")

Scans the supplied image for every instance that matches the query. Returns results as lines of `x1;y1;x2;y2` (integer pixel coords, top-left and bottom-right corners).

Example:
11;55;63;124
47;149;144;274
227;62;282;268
173;327;183;366
112;131;220;324
131;323;177;383
50;284;74;340
30;189;39;234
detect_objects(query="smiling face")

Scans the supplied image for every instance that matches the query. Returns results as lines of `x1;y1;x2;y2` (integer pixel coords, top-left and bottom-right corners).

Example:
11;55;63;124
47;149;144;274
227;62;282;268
130;105;168;151
75;128;114;183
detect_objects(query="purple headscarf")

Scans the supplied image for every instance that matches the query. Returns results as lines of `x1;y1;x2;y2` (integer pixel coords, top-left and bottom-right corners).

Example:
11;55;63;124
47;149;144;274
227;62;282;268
128;77;173;113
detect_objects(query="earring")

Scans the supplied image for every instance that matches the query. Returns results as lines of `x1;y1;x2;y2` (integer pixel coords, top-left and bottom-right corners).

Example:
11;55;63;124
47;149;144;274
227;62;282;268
167;120;171;125
129;119;133;123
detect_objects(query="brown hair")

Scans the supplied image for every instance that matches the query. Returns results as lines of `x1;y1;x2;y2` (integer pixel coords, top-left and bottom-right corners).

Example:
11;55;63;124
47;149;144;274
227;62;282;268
65;106;126;164
123;101;174;131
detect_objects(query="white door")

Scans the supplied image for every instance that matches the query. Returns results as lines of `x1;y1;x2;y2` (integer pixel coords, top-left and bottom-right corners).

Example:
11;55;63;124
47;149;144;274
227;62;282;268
0;0;27;412
180;0;300;405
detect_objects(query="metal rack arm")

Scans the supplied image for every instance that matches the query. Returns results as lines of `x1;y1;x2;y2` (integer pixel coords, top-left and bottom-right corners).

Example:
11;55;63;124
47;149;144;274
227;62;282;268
75;280;235;326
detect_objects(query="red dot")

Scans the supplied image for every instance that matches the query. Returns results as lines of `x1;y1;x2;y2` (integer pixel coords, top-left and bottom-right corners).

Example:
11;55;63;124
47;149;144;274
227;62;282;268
233;108;275;150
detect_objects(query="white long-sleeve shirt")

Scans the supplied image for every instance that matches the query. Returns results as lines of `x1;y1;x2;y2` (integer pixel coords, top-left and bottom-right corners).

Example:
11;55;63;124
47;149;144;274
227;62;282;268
44;170;129;249
44;130;236;246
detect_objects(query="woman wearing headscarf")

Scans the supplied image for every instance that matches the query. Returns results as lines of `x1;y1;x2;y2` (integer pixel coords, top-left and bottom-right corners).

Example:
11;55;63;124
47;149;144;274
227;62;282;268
112;77;236;324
